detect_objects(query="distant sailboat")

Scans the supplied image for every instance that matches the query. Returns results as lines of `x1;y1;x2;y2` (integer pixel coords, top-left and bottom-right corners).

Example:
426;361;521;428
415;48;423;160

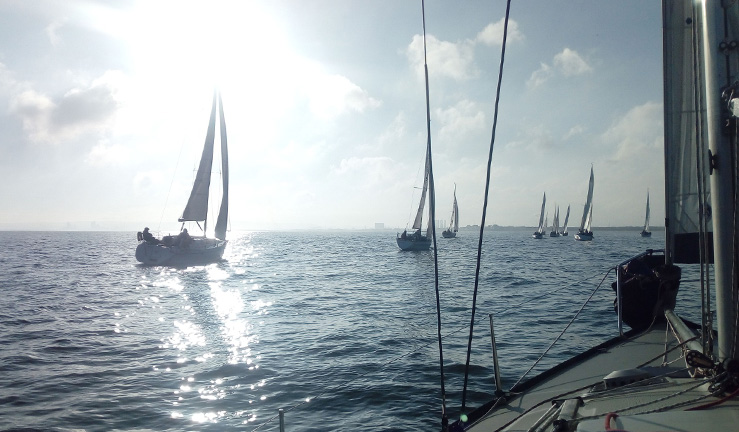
397;2;434;251
560;204;570;236
575;166;594;241
136;92;229;266
549;205;560;237
442;184;459;238
532;192;546;239
640;191;652;237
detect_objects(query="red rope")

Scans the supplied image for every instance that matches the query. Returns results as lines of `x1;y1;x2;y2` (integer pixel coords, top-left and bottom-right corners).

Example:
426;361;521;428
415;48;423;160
685;385;739;410
604;412;630;432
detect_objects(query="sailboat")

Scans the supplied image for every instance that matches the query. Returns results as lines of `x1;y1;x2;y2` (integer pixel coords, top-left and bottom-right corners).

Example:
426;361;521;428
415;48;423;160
574;166;594;241
560;204;570;236
135;92;229;266
447;1;739;431
531;192;546;239
549;205;560;237
397;1;435;252
640;191;652;237
442;184;459;238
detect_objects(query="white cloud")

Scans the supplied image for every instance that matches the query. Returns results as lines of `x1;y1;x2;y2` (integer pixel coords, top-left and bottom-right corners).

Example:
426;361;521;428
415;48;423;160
554;48;593;76
603;101;662;161
527;48;592;89
407;34;477;81
476;18;524;46
45;19;66;47
305;73;381;119
563;125;585;140
86;141;130;166
10;77;120;144
436;99;486;139
527;63;553;89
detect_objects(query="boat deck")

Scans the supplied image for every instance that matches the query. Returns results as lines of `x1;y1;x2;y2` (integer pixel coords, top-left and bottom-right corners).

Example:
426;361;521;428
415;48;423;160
465;323;739;431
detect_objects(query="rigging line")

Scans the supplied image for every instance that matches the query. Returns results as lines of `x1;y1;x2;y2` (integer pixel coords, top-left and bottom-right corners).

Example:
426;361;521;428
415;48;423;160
249;262;611;431
512;268;612;389
419;0;447;424
460;0;512;413
252;266;613;432
580;375;721;421
158;139;187;232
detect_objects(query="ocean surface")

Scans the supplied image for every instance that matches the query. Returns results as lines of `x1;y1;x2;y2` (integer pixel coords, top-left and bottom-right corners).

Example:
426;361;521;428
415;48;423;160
0;229;703;431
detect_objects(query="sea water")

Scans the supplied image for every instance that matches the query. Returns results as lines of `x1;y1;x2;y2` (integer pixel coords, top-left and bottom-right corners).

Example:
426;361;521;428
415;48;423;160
0;229;699;431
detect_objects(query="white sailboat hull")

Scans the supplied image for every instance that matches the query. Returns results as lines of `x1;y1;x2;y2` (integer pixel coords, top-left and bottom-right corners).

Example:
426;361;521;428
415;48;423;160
574;231;593;241
136;238;227;266
442;229;457;238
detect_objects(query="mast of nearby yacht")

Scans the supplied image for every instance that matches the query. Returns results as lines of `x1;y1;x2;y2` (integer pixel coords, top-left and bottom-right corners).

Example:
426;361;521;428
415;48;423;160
701;0;739;362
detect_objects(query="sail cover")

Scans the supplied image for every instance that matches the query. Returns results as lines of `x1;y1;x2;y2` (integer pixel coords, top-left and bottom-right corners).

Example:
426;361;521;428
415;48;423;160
214;94;229;241
180;94;217;223
663;1;713;263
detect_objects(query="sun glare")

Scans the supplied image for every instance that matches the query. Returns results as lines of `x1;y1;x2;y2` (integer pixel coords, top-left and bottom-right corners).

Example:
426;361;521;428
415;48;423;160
127;0;291;92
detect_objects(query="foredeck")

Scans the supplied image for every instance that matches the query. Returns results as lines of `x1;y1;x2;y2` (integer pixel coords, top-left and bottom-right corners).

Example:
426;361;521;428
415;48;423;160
466;323;738;432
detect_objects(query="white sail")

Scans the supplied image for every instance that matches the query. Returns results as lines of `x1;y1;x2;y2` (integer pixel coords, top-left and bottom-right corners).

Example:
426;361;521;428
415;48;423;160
451;185;459;232
412;151;430;231
214;95;229;241
579;167;594;231
536;192;546;234
584;203;593;232
180;94;217;223
643;192;650;233
663;1;713;263
562;204;570;234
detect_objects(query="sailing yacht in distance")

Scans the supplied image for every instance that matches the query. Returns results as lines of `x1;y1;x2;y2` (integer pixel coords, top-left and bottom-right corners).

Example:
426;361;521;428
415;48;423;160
560;204;570;236
575;166;594;241
549;205;560;237
532;192;546;239
136;92;229;266
397;1;434;252
640;191;652;237
442;184;459;238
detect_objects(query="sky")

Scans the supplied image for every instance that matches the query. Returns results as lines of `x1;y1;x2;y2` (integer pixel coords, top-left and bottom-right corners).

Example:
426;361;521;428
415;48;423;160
0;0;666;232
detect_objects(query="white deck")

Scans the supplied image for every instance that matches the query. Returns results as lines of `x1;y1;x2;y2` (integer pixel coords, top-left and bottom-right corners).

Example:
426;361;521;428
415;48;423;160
465;323;738;431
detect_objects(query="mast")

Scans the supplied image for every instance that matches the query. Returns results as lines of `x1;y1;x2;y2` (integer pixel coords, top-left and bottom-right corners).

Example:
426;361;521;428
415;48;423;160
701;0;739;362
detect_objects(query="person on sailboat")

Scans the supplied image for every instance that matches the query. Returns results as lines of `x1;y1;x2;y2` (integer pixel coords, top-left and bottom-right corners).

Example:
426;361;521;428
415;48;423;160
175;228;192;248
142;227;159;244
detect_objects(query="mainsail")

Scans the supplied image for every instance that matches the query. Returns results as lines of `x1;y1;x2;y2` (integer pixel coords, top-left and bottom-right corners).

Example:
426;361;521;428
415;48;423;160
579;167;594;231
450;185;459;233
412;150;431;231
562;204;570;234
537;192;546;234
643;192;651;233
663;1;713;263
179;92;229;241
